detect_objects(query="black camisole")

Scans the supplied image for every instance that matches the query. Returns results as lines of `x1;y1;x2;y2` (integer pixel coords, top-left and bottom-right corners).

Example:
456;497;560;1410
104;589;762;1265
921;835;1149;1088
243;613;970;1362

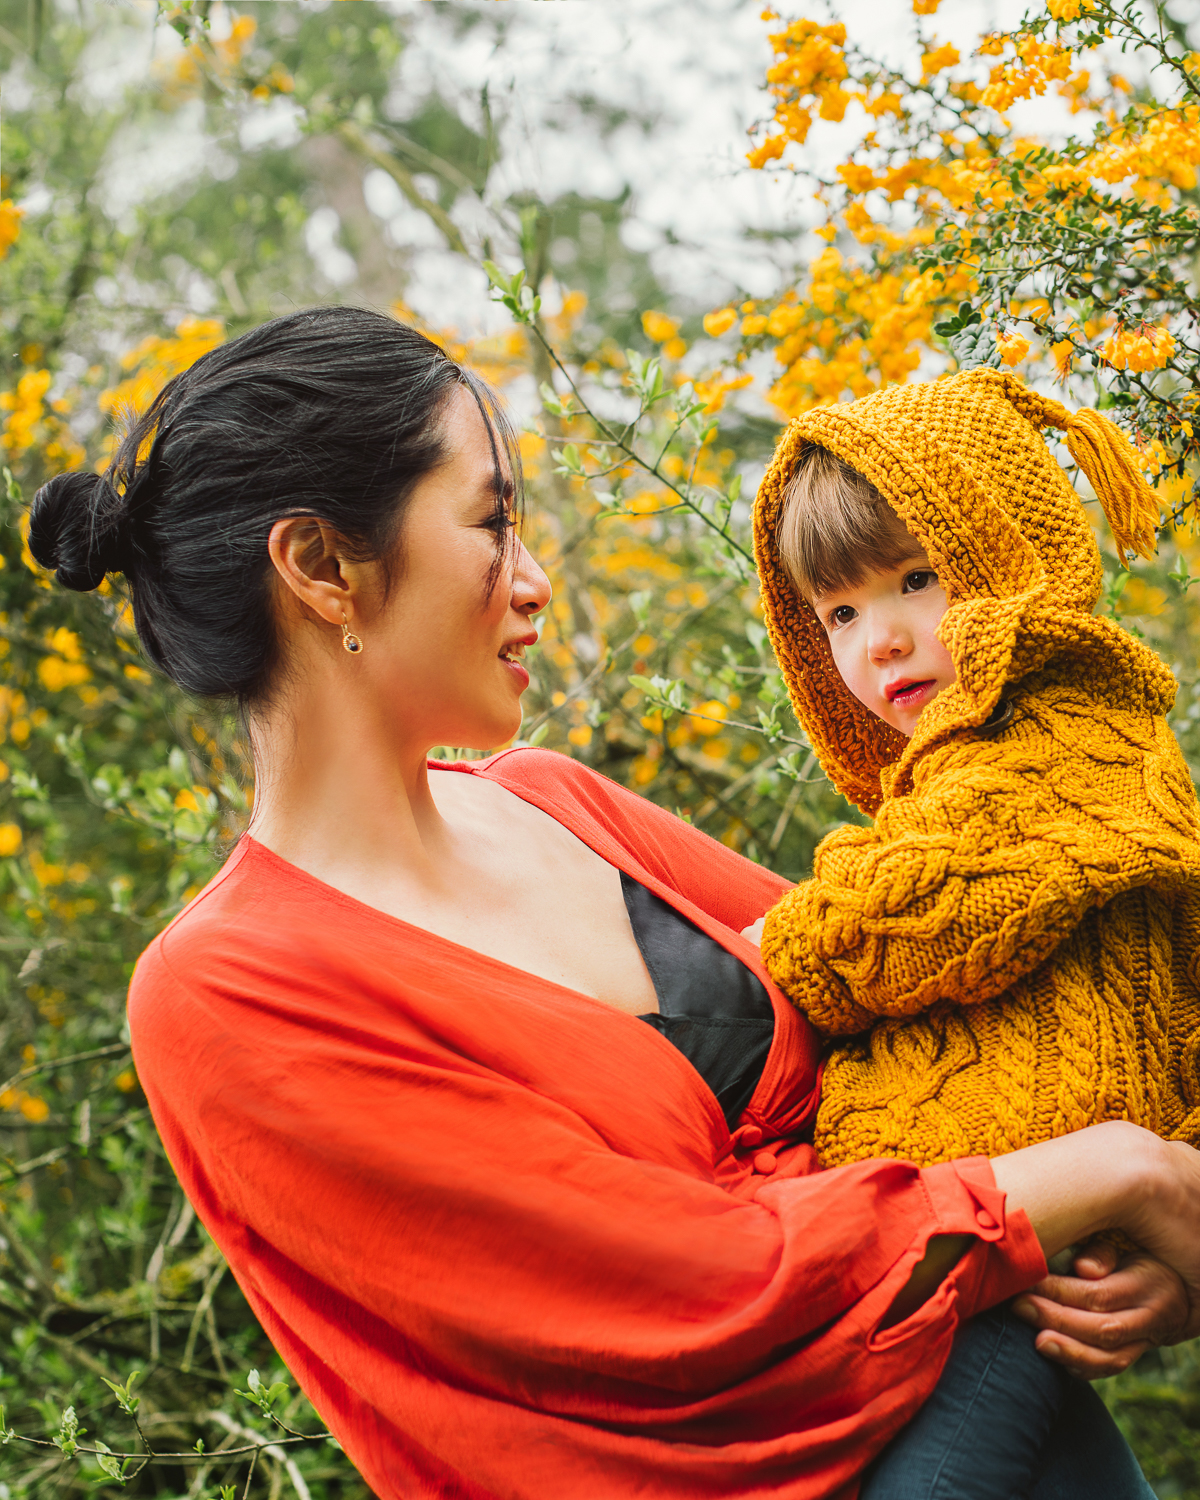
622;872;775;1127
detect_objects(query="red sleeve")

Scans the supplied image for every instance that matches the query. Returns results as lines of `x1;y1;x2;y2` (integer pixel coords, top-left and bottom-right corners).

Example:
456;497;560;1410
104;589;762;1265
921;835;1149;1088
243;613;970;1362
131;907;1045;1500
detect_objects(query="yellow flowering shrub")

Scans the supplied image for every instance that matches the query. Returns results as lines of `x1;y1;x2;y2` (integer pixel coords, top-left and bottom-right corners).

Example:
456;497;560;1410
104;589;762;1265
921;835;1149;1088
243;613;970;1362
738;0;1200;557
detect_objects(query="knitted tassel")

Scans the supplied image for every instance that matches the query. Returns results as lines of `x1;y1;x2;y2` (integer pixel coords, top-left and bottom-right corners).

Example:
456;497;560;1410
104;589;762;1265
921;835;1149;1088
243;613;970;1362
1060;408;1160;560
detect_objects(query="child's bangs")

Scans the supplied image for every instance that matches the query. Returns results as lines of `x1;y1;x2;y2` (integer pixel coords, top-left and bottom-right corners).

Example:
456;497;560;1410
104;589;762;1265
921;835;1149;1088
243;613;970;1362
777;443;921;600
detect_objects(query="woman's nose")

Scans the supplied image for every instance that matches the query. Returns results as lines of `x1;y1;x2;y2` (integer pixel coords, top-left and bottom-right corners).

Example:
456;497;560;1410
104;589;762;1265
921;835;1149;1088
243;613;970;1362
512;538;552;616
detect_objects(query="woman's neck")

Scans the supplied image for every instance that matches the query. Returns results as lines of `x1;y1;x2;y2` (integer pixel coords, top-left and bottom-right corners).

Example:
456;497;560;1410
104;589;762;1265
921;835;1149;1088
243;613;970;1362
244;675;450;883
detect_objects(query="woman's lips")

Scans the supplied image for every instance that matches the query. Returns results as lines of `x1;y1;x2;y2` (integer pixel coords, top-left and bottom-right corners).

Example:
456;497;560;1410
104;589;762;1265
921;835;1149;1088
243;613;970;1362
500;656;530;690
888;679;934;708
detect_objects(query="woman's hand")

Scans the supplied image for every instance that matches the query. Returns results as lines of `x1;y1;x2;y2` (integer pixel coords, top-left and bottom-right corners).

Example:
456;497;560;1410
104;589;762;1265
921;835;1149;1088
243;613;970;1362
992;1123;1200;1341
1012;1241;1188;1379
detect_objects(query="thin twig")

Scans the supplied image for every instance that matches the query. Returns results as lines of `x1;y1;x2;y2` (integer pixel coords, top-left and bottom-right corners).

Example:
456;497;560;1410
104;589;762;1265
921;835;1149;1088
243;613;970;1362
530;323;756;566
0;1042;130;1100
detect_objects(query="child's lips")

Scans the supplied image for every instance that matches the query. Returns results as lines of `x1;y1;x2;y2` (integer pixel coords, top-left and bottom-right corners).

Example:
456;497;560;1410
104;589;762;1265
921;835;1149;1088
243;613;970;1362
887;679;935;708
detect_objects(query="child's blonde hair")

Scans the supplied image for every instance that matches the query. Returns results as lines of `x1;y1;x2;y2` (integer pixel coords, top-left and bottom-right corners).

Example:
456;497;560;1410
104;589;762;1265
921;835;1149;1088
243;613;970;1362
777;443;922;600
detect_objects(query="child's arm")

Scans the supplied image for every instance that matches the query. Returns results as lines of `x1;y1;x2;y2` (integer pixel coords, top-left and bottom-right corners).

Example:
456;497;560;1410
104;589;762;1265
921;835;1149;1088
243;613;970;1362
762;728;1193;1035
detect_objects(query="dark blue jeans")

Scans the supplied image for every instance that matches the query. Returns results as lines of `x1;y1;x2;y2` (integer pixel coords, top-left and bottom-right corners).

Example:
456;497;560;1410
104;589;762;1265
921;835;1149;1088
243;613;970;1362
861;1307;1156;1500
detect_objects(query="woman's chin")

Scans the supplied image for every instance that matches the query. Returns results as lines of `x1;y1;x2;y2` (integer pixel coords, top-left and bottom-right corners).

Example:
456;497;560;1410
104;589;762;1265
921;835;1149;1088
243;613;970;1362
432;711;525;755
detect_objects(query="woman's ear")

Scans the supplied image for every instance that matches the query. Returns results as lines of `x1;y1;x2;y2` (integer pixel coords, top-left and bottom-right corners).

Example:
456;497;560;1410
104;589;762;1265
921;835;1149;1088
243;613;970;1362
268;517;351;626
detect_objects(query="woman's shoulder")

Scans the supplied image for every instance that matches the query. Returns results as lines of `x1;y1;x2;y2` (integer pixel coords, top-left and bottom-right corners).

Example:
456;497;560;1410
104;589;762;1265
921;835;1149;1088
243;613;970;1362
467;747;792;916
129;835;382;1015
467;746;695;838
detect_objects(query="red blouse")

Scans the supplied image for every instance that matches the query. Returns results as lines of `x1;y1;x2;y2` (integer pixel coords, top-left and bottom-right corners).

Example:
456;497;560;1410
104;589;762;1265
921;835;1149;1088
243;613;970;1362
128;748;1044;1500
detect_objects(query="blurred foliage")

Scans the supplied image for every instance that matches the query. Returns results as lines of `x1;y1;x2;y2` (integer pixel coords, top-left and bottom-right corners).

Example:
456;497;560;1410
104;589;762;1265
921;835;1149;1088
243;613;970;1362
2;0;1200;1495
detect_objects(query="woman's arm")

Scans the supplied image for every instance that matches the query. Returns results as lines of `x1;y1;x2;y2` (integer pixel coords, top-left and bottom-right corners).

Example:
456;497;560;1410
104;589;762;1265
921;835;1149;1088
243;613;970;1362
992;1122;1200;1338
884;1122;1200;1371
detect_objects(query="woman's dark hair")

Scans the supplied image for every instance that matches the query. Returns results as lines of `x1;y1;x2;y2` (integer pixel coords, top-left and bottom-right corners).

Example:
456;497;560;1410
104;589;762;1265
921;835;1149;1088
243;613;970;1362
28;306;521;703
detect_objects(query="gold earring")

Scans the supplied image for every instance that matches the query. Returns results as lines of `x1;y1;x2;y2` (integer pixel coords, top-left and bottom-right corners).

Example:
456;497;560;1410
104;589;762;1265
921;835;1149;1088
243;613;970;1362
341;615;364;655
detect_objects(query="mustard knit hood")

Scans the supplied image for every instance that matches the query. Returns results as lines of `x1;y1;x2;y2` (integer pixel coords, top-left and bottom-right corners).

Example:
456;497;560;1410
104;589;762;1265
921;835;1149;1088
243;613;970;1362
753;367;1172;815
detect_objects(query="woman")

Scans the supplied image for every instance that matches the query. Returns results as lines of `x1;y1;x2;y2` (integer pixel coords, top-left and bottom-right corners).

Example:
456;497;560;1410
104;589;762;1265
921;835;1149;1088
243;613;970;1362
30;307;1200;1500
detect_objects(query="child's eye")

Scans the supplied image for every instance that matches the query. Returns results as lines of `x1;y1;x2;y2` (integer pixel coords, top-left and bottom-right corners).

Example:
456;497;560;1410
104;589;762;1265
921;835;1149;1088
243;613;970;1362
828;604;857;628
903;569;937;593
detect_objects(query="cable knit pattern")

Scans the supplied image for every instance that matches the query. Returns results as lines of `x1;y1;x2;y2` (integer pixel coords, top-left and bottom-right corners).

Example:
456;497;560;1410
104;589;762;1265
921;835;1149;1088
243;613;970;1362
753;368;1200;1167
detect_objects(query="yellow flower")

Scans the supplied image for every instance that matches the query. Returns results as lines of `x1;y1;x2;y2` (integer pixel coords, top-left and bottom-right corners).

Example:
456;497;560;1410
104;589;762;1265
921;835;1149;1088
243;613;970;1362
37;656;91;692
1047;0;1093;17
0;369;52;457
837;163;878;194
997;329;1031;365
47;627;84;661
703;308;738;337
20;1095;49;1123
101;318;224;423
0;823;22;856
921;42;960;77
1051;339;1075;379
567;725;593;747
642;311;681;344
0;199;23;260
1102;324;1176;371
688;700;728;736
685;583;709;609
912;0;941;10
631;756;659;786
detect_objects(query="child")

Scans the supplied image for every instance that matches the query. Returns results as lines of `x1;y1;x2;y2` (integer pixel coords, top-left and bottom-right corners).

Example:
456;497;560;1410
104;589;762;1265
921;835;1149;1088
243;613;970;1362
747;369;1188;1495
751;367;1200;1173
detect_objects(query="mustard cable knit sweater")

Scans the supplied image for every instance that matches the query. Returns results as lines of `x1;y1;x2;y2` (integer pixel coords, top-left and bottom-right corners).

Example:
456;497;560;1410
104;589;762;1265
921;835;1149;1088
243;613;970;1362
753;368;1200;1169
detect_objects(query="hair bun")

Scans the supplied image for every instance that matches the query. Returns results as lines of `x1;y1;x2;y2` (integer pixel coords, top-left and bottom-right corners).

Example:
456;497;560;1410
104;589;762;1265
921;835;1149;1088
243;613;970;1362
28;470;131;591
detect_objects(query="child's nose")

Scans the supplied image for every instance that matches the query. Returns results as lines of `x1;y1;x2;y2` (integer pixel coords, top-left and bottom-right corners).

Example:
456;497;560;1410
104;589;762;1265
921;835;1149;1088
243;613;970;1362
866;612;911;662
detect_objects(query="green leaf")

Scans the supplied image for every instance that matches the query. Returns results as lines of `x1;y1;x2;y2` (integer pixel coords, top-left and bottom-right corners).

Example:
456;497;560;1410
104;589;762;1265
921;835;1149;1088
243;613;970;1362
101;1369;142;1416
54;1405;82;1457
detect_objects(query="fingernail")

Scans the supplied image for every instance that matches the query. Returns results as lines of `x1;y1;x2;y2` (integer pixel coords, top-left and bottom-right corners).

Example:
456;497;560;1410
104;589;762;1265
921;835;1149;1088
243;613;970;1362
1012;1297;1037;1323
1041;1341;1062;1360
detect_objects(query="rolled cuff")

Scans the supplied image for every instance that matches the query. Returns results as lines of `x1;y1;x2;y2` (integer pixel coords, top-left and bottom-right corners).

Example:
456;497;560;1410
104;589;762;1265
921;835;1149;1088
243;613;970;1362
923;1154;1048;1318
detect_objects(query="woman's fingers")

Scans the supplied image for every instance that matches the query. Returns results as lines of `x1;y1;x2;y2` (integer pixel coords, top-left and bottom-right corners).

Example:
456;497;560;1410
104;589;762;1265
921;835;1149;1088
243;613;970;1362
1011;1253;1188;1357
1071;1239;1120;1281
1031;1328;1152;1379
740;916;766;945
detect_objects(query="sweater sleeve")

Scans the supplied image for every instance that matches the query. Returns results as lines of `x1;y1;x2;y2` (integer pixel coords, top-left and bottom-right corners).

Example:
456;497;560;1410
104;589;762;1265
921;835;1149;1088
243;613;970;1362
762;728;1184;1035
129;930;1044;1500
